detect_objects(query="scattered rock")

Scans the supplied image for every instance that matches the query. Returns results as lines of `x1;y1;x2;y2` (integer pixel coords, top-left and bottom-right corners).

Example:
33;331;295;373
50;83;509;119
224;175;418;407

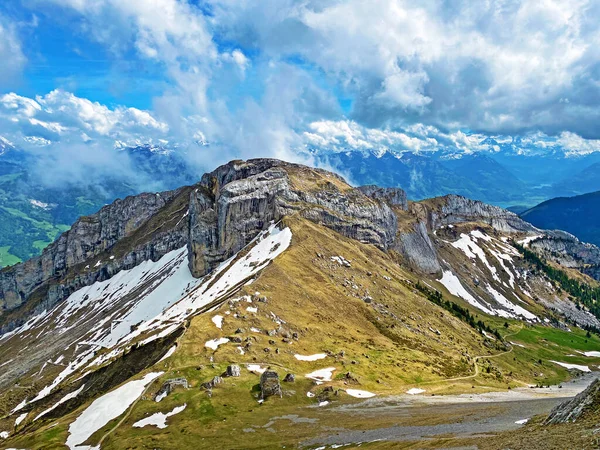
283;373;295;383
226;365;241;377
155;377;189;400
201;376;223;390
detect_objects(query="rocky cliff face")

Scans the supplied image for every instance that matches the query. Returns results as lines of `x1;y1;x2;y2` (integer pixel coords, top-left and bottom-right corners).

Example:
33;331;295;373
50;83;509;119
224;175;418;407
356;185;408;211
188;159;398;277
434;195;537;232
0;159;400;327
530;231;600;280
545;378;600;425
0;186;191;329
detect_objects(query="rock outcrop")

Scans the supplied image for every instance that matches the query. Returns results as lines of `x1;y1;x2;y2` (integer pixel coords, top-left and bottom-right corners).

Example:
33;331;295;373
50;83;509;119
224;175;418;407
357;185;408;211
545;378;600;425
0;186;192;328
434;195;537;233
530;231;600;281
187;159;398;277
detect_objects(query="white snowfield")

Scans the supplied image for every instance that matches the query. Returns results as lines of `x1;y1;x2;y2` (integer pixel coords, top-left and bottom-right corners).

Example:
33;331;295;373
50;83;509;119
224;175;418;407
438;270;496;316
66;372;162;450
294;353;327;361
581;351;600;358
15;413;27;427
440;228;539;321
550;361;591;372
305;367;336;382
346;389;376;398
4;224;292;414
518;235;543;247
247;364;266;374
132;404;186;429
157;345;177;363
211;315;224;329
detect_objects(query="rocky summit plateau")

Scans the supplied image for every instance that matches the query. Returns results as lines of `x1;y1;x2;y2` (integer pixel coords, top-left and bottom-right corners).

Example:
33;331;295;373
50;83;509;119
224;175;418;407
1;159;600;450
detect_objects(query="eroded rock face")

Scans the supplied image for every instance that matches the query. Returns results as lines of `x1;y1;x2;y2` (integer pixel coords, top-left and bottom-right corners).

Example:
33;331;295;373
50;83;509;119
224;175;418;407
530;231;600;280
357;185;408;211
0;187;191;328
545;378;600;425
395;220;441;274
436;195;536;233
188;159;398;277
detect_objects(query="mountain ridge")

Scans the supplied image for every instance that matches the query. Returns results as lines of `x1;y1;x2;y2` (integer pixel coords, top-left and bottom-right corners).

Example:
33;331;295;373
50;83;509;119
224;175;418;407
3;158;600;448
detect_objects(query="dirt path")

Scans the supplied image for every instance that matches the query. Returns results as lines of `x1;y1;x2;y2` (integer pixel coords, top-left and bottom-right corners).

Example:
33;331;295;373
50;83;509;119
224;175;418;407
423;324;524;385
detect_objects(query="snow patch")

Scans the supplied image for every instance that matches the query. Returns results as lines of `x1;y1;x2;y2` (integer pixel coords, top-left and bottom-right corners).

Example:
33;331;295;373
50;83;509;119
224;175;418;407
515;418;529;425
205;338;229;350
346;389;376;398
15;413;27;427
438;271;496;316
66;372;162;450
294;353;327;361
550;361;591;372
305;367;335;382
211;315;223;329
486;285;537;320
247;364;266;374
133;404;186;429
406;388;426;395
34;384;85;422
158;345;177;363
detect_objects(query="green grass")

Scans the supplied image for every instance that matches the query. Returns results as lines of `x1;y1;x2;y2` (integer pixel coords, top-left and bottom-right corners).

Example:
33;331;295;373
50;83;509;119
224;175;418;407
0;245;21;266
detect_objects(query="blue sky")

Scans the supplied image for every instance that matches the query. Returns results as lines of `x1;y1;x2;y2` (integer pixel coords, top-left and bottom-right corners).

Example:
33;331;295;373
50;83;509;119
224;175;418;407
2;0;600;172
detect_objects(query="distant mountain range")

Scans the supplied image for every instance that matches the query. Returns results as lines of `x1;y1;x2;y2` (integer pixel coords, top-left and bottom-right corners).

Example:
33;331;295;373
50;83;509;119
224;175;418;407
521;190;600;247
311;148;600;207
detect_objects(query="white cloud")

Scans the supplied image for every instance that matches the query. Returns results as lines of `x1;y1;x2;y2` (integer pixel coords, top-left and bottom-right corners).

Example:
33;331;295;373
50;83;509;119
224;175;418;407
0;90;169;147
0;18;26;85
210;0;600;136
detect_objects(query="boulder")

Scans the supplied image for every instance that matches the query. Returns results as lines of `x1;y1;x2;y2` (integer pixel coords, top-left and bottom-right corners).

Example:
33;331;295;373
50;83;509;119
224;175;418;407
260;370;282;399
226;365;241;377
283;373;295;383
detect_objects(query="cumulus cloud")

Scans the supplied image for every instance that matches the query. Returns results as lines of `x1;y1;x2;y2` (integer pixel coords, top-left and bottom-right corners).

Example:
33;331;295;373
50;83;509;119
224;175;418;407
0;90;169;147
211;0;600;138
